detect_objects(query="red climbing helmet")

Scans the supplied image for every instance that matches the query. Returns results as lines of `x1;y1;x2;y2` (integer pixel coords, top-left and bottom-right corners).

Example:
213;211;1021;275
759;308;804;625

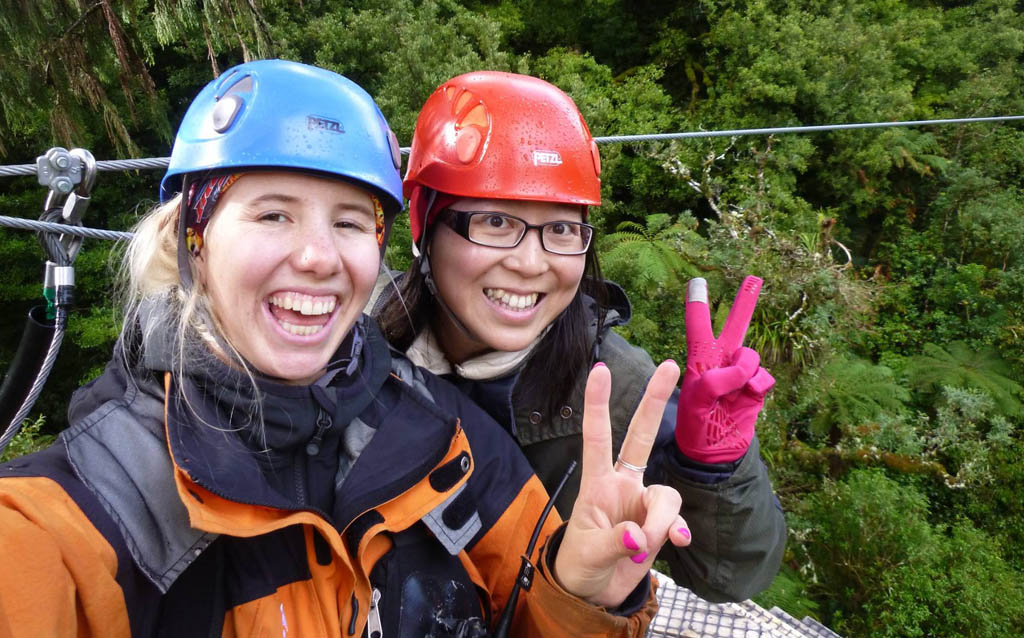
404;71;602;243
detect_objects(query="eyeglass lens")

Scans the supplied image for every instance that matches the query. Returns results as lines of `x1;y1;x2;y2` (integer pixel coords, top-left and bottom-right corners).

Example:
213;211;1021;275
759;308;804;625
466;213;592;254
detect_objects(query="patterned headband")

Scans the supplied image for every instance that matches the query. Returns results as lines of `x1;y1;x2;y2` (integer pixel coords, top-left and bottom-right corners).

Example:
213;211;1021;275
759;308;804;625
184;173;387;258
184;173;241;258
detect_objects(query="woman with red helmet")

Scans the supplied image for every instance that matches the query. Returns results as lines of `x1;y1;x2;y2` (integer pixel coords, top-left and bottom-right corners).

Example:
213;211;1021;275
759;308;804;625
377;71;787;603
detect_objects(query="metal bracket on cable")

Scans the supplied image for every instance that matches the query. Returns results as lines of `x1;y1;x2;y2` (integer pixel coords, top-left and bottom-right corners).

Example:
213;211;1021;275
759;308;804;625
0;147;97;456
37;147;97;266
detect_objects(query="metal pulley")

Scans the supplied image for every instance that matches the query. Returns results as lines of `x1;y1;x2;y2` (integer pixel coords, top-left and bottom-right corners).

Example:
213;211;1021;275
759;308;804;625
37;147;85;195
37;147;97;267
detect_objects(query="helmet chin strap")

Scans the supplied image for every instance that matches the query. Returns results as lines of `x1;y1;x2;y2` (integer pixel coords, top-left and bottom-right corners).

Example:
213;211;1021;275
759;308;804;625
176;173;197;291
416;189;484;348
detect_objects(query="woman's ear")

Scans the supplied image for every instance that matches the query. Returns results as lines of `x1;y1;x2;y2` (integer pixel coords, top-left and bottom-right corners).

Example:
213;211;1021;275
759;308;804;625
192;251;207;289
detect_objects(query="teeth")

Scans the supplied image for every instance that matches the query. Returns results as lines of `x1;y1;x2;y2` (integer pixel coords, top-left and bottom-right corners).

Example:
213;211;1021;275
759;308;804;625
484;288;539;310
268;292;338;316
278;320;323;337
267;292;338;336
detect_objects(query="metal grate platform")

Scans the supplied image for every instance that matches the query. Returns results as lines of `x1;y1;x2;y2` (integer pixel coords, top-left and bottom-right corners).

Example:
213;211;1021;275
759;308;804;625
648;571;841;638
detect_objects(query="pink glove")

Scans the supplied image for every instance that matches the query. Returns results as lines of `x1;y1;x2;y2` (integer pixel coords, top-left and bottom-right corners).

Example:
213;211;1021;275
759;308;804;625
675;276;776;464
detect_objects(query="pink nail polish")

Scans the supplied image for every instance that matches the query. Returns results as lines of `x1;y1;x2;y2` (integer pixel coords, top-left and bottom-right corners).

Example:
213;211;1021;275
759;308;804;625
679;527;691;540
631;552;648;564
623;530;639;551
593;361;607;369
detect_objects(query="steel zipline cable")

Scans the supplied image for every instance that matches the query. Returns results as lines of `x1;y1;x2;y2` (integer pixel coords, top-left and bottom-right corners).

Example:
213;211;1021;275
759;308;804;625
0;113;1022;241
1;111;1020;238
0;216;134;241
0;309;66;452
1;113;1023;179
0;156;172;178
592;114;1024;143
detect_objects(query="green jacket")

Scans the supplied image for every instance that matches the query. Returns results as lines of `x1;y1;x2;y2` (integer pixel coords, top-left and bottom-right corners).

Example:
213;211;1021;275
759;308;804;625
375;276;787;603
505;283;785;603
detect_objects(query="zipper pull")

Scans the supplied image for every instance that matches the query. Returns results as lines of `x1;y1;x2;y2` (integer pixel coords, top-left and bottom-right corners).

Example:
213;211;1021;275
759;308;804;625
366;588;383;638
306;408;332;456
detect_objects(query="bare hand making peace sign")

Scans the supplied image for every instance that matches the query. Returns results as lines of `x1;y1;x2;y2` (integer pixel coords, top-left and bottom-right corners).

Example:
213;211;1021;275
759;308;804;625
548;275;775;607
552;360;692;607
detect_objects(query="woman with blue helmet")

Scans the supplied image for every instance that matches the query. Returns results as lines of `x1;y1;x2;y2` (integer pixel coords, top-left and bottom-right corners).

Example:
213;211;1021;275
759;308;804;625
0;60;687;636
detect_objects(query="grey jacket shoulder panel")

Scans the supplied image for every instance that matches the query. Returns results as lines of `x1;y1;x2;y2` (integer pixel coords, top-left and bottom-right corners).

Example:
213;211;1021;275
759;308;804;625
62;372;215;593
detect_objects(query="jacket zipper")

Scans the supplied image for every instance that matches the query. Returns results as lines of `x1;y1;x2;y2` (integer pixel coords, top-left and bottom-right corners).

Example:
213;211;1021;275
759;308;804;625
306;407;332;456
366;588;382;638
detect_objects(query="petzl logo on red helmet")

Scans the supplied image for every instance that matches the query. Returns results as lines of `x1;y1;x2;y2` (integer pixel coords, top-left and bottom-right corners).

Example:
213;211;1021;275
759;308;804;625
532;150;563;166
307;115;345;134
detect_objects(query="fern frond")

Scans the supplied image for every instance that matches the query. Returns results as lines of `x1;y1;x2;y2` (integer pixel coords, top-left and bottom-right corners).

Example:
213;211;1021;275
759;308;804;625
905;342;1024;416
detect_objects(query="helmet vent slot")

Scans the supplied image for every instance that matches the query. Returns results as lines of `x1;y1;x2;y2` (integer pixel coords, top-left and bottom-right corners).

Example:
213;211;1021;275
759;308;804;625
223;75;253;96
213;69;239;97
454;90;475;113
461;104;488;130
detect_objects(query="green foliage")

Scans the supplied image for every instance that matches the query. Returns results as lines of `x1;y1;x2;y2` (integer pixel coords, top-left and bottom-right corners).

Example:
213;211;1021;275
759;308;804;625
965;438;1024;570
919;386;1016;485
0;416;55;462
599;212;702;362
653;137;875;373
799;469;933;611
302;0;516;141
793;356;911;442
867;521;1024;637
599;212;703;295
904;341;1024;417
798;469;1024;637
753;565;819;623
994;266;1024;374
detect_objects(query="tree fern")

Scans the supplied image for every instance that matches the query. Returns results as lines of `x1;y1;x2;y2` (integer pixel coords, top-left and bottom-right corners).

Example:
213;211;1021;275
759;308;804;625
905;341;1024;417
598;212;703;295
799;356;911;441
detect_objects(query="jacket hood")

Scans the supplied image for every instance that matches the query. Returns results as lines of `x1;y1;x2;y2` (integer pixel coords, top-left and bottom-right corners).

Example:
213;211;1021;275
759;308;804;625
585;278;633;331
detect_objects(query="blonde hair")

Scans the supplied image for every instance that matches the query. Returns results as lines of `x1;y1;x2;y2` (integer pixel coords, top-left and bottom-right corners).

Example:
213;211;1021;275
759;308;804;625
117;195;263;439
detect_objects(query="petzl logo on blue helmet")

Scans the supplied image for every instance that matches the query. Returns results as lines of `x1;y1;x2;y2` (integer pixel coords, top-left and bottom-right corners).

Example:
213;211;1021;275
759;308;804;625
307;115;345;134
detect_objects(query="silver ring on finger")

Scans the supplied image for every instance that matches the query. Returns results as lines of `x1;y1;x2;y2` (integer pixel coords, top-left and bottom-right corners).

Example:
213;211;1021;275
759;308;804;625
615;456;647;473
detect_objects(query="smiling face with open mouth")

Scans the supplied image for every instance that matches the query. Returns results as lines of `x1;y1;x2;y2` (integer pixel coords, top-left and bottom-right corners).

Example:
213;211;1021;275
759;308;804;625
196;171;380;384
428;198;587;363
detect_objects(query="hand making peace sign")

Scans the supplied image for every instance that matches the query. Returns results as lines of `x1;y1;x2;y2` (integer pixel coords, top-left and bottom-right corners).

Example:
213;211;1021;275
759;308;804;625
553;360;692;608
549;276;776;608
675;276;776;464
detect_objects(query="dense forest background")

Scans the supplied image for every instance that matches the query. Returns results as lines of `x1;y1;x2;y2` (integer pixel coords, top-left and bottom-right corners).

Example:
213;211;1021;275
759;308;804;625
2;1;1023;635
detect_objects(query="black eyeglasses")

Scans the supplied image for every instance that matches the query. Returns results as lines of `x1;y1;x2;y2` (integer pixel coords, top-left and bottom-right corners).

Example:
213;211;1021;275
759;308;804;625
440;209;594;255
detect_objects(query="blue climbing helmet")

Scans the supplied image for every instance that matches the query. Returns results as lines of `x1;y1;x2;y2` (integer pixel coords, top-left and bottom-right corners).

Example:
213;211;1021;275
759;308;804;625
161;59;402;211
161;58;402;213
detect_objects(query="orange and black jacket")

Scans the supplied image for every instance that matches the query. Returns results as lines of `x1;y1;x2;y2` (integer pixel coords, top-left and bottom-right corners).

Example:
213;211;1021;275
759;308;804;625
0;318;655;637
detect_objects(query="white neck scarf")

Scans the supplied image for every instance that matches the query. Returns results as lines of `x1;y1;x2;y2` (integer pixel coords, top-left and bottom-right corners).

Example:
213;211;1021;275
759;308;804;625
406;325;550;381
